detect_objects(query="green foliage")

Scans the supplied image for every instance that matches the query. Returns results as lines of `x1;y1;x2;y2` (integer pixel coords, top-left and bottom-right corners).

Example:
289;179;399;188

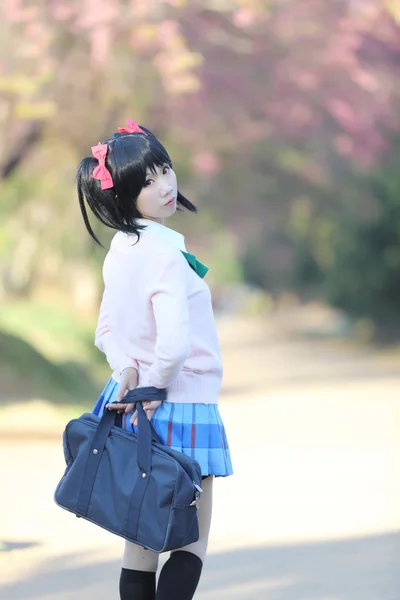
240;137;400;329
205;231;244;286
269;147;400;323
0;330;99;405
0;302;110;405
322;163;400;321
241;235;269;290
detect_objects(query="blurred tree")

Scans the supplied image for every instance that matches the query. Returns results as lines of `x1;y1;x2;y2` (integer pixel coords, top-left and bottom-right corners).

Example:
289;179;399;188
0;0;399;328
2;1;400;174
323;154;400;323
0;0;204;294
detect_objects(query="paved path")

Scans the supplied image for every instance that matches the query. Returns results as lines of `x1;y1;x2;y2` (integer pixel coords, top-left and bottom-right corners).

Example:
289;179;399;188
1;316;400;599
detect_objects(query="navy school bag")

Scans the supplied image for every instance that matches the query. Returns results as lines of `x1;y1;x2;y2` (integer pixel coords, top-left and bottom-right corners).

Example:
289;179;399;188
54;387;203;553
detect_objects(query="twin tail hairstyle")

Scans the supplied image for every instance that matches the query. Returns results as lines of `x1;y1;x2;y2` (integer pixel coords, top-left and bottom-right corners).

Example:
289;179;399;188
76;121;197;245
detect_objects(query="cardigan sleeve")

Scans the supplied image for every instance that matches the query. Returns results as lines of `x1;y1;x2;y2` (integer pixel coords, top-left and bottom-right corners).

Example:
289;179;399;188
143;248;191;389
95;290;139;375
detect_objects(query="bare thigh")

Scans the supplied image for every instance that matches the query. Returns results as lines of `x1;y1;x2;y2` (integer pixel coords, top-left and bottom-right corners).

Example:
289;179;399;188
172;475;214;562
122;542;159;572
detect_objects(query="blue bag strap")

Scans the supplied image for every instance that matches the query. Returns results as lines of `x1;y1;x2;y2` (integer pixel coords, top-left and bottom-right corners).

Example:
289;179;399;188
123;387;166;465
76;386;166;517
118;387;167;540
76;407;116;515
115;397;163;445
124;387;167;403
115;413;162;444
124;388;166;474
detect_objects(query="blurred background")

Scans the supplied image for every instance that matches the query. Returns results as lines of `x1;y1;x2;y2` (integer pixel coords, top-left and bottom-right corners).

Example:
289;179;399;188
1;1;400;598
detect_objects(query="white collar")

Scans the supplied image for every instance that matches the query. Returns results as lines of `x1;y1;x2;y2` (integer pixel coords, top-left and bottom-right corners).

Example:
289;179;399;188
136;218;187;252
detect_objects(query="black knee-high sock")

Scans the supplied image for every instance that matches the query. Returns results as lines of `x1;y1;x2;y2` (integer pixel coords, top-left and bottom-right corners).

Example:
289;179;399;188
156;551;203;600
119;568;156;600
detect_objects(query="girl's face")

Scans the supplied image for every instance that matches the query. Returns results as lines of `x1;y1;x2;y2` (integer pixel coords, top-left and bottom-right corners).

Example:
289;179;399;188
136;163;178;222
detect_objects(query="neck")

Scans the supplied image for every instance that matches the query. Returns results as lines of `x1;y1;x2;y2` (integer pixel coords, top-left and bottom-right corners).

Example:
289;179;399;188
143;216;164;225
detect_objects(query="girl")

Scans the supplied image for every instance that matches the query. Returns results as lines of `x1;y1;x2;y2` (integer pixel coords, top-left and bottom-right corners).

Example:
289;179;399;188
76;119;233;600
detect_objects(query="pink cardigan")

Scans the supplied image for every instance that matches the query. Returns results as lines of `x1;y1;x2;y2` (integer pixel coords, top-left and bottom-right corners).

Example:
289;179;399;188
95;221;223;404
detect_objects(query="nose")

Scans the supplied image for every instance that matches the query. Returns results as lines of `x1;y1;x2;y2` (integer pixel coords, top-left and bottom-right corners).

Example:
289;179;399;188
160;182;173;197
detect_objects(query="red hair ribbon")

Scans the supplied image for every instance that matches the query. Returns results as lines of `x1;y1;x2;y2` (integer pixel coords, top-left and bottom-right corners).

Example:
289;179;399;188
91;143;113;190
118;118;148;135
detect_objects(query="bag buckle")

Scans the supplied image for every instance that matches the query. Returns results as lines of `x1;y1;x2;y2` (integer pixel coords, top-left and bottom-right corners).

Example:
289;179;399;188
190;482;203;508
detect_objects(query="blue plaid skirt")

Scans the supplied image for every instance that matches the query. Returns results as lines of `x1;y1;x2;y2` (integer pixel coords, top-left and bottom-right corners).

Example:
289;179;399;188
92;378;233;477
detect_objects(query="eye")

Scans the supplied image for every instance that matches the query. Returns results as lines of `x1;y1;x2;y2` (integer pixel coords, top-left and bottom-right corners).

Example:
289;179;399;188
145;178;154;186
163;165;170;175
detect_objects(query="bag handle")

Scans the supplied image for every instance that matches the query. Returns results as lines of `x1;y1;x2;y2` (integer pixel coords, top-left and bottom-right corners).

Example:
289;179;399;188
123;387;167;474
114;389;164;445
123;387;167;404
76;387;166;516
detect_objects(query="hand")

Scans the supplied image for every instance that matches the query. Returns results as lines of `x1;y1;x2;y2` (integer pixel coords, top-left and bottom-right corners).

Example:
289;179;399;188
105;367;162;426
106;367;138;414
130;400;162;427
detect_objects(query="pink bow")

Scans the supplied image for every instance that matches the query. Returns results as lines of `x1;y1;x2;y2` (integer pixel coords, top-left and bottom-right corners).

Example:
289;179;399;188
91;143;113;190
118;118;148;135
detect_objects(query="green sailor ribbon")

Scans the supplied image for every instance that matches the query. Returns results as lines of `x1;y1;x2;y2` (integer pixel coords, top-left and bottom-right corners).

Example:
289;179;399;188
181;251;209;279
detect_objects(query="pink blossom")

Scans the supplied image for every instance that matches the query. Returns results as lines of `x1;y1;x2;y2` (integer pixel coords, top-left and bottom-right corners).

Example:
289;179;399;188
233;9;256;29
91;25;111;67
192;152;221;176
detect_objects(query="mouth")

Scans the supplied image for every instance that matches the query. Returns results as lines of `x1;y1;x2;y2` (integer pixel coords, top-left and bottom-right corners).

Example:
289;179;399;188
165;197;176;207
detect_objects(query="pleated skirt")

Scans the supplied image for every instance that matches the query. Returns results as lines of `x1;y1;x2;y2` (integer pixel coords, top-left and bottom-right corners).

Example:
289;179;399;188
92;377;233;477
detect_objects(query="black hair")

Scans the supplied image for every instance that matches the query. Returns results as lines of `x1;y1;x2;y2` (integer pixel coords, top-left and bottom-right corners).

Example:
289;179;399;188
76;126;197;245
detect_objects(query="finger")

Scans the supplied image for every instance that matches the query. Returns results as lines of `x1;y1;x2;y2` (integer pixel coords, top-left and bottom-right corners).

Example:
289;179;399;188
143;401;161;413
143;401;158;410
115;391;125;403
146;409;154;421
115;387;127;403
130;410;138;427
124;403;135;413
106;402;127;411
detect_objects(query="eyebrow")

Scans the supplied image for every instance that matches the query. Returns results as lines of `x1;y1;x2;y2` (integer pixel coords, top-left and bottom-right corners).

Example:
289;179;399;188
146;164;165;177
